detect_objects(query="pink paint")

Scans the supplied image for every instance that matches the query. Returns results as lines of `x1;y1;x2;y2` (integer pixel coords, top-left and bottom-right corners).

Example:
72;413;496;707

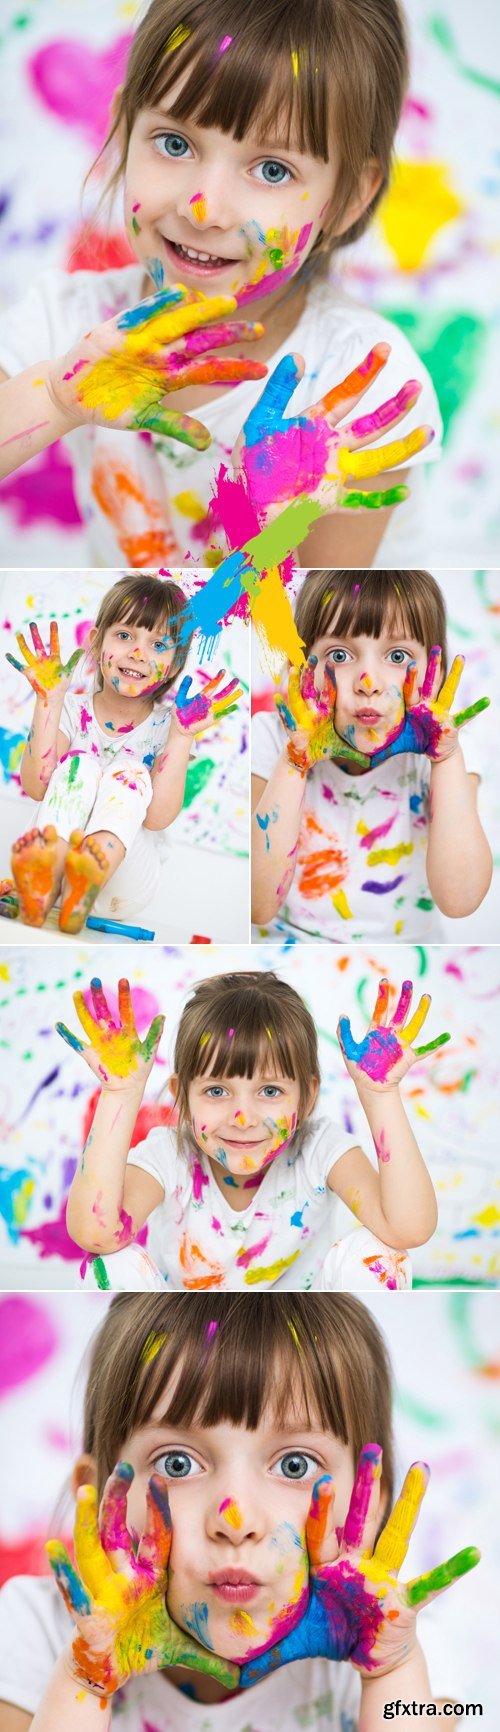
359;813;396;850
235;1231;272;1268
0;421;50;449
218;34;232;53
237;222;312;306
92;1190;107;1231
0;443;83;529
20;1197;81;1261
243;417;331;513
192;1158;210;1203
343;1445;382;1550
0;1296;58;1395
210;1216;223;1233
80;707;92;735
116;1207;134;1246
374;1130;391;1163
28;34;133;149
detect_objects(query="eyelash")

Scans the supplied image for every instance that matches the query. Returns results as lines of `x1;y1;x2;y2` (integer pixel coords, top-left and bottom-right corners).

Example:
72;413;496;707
152;132;294;184
152;1449;321;1481
325;648;413;666
115;630;167;652
202;1085;285;1099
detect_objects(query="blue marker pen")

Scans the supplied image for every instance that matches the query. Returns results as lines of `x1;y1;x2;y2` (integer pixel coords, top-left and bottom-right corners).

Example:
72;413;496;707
85;916;155;941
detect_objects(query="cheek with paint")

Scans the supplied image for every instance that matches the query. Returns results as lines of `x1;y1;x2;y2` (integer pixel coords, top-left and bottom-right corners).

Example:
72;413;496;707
235;220;313;305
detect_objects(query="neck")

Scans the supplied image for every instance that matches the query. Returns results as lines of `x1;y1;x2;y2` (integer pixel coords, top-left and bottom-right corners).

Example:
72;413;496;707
94;682;155;730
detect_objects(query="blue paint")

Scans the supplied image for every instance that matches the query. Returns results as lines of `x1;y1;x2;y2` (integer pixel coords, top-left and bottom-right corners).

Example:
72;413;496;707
0;725;26;783
55;1022;84;1054
116;285;183;331
183;1600;213;1648
0;1164;34;1242
339;1017;402;1073
409;792;423;812
145;254;166;290
48;1552;92;1617
290;1205;307;1227
243;354;305;447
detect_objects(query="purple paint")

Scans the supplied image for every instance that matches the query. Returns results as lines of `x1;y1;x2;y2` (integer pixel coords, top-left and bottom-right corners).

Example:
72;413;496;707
361;875;406;895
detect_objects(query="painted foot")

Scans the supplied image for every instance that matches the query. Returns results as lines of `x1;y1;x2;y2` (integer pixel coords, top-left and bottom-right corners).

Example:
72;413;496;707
0;878;19;919
11;826;60;926
59;831;109;934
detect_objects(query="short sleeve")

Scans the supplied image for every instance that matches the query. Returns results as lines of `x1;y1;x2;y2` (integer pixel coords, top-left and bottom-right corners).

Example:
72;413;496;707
0;1576;70;1713
127;1124;180;1197
252;709;284;782
300;1117;359;1195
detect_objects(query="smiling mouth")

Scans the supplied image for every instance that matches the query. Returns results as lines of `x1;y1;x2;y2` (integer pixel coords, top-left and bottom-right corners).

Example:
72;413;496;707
118;665;149;681
219;1137;266;1149
165;238;239;270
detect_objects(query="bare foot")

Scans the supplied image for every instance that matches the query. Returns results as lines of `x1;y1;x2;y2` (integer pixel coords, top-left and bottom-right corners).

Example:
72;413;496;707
0;877;19;919
11;826;60;926
59;830;109;934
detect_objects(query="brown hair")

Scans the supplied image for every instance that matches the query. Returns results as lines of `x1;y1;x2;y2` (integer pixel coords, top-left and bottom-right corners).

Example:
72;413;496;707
294;570;449;674
90;0;409;262
171;969;320;1132
81;1292;395;1510
89;573;193;699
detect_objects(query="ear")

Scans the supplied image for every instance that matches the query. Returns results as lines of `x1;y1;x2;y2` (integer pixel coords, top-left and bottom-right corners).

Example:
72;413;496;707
168;1073;179;1101
109;84;124;129
325;159;384;242
71;1453;97;1500
305;1075;320;1117
87;627;99;663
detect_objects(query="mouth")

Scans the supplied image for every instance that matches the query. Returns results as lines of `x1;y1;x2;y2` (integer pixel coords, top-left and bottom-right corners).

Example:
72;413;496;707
354;709;383;725
163;237;241;277
118;665;149;682
219;1137;267;1150
207;1569;263;1603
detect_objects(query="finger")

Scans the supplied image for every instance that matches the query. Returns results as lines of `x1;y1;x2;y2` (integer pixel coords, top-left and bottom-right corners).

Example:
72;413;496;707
372;978;390;1026
168;354;267;390
100;1461;135;1573
405;1545;480;1611
29;623;47;658
243;353;302;446
413;1031;451;1058
15;630;38;667
343;1443;383;1552
135;402;211;450
90;978;118;1033
275;694;297;731
338;425;434;480
5;653;25;674
199;670;225;695
74;1485;119;1602
312;342;390;425
437;654;465;712
212;678;241;703
178;318;265;358
116;286;187;333
124;290;237;346
373;1462;429;1576
72;989;106;1044
420;646;442;700
141;1014;165;1062
399;993;431;1048
392;979;413;1028
46;1540;92;1618
55;1020;85;1055
306;1475;336;1566
65;646;85;676
338;1015;364;1065
117;977;136;1034
403;660;418;707
453;697;490;728
342;380;422;449
175;675;192;708
49;621;60;658
137;1473;172;1578
341;484;409;510
287;664;312;730
300;656;324;714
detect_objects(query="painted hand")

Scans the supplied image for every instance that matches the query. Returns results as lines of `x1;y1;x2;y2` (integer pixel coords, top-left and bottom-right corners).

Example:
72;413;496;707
338;976;450;1090
55;976;164;1090
6;620;84;701
371;648;490;764
276;656;370;773
48;285;268;449
172;668;242;736
232;346;433;526
47;1461;239;1698
240;1444;479;1685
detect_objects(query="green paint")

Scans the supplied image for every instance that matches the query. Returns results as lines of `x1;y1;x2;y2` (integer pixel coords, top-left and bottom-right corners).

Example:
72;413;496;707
68;755;80;787
415;946;428;976
377;310;486;443
406;1546;480;1608
454;697;490;726
342;485;408;510
182;756;216;808
242;497;325;575
416;896;434;912
429;14;500;98
394;1388;446;1430
414;1032;451;1057
92;1256;111;1291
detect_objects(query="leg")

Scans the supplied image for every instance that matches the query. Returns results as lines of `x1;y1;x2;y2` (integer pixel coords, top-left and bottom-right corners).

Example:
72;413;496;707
79;1242;166;1291
318;1227;412;1291
59;757;153;934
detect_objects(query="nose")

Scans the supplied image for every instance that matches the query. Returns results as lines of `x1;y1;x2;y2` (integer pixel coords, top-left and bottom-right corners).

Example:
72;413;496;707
354;664;381;695
207;1484;268;1545
176;164;238;235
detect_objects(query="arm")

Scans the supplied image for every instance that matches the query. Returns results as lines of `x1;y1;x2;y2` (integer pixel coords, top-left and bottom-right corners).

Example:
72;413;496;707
251;758;305;923
427;758;492;915
358;1641;446;1730
66;1083;164;1252
329;1085;437;1248
5;1653;110;1732
0;1707;33;1731
143;729;192;831
145;669;241;832
20;700;69;799
0;366;80;481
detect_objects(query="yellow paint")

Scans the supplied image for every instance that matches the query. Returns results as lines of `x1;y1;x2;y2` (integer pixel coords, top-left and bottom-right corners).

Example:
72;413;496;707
331;889;353;919
0;962;11;981
371;1464;427;1575
249;566;305;680
338;426;429;480
244;1249;300;1285
472;1204;500;1229
395;919;403;935
291;49;299;76
377;161;464;273
220;1498;243;1529
173;490;207;522
229;1608;258;1637
366;841;414;867
77;295;237;423
191;194;207;224
141;1330;167;1363
287;1319;302;1353
415;1104;431;1120
164;22;191;53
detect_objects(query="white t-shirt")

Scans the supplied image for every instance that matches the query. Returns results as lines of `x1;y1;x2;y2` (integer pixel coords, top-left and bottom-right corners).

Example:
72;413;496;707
0;1575;361;1729
252;711;480;942
128;1115;356;1290
0;265;442;568
59;689;172;771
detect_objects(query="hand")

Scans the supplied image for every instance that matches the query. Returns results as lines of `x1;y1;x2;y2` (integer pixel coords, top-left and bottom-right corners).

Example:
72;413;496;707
337;976;450;1091
371;647;490;764
47;1461;239;1698
276;655;370;773
47;285;267;449
55;976;164;1090
232;345;434;526
6;620;84;701
240;1444;479;1685
172;668;242;737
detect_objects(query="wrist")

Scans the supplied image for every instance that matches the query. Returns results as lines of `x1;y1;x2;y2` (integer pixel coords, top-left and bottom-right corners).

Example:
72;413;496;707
61;1644;109;1700
45;361;86;433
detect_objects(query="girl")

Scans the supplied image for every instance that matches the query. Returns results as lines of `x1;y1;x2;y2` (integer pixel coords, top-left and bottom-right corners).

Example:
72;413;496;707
0;0;441;571
252;569;492;942
0;573;240;934
0;1292;480;1727
57;965;447;1291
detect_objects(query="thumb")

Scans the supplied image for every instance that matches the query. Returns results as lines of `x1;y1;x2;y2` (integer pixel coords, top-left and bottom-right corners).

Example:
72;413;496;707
338;1016;364;1064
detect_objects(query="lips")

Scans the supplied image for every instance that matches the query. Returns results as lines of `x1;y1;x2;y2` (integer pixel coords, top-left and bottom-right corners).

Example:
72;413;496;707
163;237;240;277
355;709;382;724
118;665;148;680
220;1137;266;1149
207;1568;263;1603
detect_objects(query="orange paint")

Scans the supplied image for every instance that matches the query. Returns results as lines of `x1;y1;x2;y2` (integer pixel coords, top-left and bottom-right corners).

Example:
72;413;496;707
179;1232;226;1289
91;455;182;567
297;813;348;900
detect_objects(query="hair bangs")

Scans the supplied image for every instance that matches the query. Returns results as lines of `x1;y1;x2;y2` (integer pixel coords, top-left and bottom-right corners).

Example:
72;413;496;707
193;998;300;1086
295;571;448;669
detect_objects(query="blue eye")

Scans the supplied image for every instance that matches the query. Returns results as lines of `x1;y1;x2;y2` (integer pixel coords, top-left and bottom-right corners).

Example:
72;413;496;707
204;1085;227;1098
388;649;410;665
154;1451;199;1479
155;132;192;159
261;1085;283;1098
274;1452;317;1480
253;160;292;185
327;649;349;665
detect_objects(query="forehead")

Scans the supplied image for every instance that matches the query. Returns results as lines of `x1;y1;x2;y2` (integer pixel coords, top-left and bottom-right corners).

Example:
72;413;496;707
140;68;333;161
192;1064;295;1082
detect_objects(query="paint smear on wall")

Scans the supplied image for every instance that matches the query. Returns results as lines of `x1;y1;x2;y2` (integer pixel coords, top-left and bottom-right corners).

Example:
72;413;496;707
28;34;133;149
0;1296;58;1396
377;161;464;271
0;443;82;529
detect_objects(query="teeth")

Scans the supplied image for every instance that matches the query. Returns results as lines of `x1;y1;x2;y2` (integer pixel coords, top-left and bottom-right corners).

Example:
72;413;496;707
175;241;227;265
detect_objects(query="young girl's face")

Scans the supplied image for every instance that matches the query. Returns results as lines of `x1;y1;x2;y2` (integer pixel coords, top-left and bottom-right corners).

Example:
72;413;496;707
123;81;339;304
185;1066;304;1175
97;618;176;700
310;620;430;755
120;1391;356;1664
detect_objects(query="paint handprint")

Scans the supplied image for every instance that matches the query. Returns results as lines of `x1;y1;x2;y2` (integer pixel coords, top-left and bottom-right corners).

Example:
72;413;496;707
47;1461;238;1698
173;669;242;735
277;656;370;773
47;285;267;450
240;1443;479;1685
6;620;84;701
371;647;490;764
233;346;434;524
55;976;164;1088
338;977;450;1089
